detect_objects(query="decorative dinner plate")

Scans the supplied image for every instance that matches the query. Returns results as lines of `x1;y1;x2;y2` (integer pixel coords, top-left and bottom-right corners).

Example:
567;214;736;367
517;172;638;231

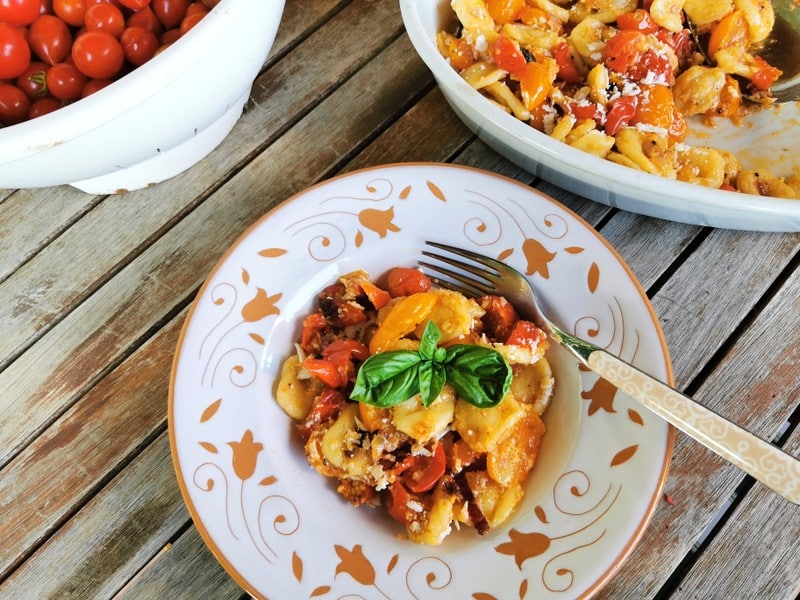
169;163;673;599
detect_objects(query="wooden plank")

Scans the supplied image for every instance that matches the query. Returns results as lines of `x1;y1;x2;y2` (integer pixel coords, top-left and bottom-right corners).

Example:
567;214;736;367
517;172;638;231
0;188;103;284
595;261;800;599
113;527;245;600
671;425;800;599
649;229;799;389
0;433;189;599
0;314;183;578
0;0;407;370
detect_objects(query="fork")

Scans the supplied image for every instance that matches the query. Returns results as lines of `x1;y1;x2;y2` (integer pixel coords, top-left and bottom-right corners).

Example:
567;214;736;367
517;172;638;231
419;241;800;505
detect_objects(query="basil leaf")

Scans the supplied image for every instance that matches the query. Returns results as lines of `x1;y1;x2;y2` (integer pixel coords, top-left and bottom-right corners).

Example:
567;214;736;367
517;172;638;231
443;345;512;408
418;360;446;407
418;320;440;360
350;350;421;407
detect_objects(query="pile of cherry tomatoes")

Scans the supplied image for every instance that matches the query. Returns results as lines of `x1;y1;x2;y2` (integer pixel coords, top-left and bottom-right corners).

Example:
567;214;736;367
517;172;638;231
0;0;220;126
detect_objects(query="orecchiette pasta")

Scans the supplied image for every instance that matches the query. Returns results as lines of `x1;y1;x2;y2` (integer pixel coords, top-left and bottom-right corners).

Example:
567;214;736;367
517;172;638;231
438;0;798;199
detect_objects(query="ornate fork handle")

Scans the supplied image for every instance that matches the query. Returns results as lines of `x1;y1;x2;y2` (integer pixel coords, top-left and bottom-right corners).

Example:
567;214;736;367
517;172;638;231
590;350;800;505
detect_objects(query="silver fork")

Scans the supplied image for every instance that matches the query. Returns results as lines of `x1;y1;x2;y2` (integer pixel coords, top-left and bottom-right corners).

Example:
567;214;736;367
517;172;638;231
419;241;800;505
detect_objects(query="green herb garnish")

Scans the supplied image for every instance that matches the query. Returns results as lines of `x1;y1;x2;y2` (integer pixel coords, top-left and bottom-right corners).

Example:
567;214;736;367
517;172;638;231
350;321;512;409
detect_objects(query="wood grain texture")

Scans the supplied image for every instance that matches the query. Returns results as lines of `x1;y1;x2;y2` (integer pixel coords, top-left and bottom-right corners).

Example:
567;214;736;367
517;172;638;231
1;0;798;598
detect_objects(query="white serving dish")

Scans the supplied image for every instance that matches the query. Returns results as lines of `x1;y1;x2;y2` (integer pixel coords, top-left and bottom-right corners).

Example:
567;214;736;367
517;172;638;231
399;0;800;231
0;0;284;194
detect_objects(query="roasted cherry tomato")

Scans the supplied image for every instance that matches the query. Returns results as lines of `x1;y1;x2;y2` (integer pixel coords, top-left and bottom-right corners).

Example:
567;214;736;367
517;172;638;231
28;14;73;65
385;267;432;297
605;95;638;135
751;56;782;91
401;443;447;493
518;60;551;109
0;23;31;79
0;0;42;26
492;34;526;74
72;30;124;78
616;8;658;33
505;320;546;349
553;41;582;83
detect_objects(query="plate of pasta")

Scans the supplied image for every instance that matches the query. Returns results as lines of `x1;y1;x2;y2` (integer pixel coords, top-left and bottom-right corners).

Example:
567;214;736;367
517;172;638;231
400;0;800;231
170;163;673;598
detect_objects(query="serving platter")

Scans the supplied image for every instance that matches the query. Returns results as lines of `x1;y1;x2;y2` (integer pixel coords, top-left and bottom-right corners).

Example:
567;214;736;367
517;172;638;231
169;163;673;598
400;0;800;232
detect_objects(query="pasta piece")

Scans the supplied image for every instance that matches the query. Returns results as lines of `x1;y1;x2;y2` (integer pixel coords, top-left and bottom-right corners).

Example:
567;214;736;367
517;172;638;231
569;17;614;65
501;22;561;51
735;0;774;42
586;63;611;104
570;128;616;157
676;146;726;188
672;66;726;115
485;81;532;120
451;0;498;44
530;0;571;23
683;0;733;26
570;0;638;24
460;61;508;89
650;0;686;32
736;171;799;198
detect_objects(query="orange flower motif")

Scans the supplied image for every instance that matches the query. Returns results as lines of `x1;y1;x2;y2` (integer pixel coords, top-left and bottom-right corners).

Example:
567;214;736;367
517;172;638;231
227;429;263;481
521;238;556;279
358;207;400;238
334;544;376;586
581;377;618;416
495;528;552;569
241;288;282;322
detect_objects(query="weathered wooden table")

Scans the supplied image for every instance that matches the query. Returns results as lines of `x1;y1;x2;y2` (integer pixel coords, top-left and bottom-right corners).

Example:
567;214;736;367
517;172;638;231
1;1;798;598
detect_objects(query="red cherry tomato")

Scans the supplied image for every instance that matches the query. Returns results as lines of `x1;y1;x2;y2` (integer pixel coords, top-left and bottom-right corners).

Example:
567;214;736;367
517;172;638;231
117;0;149;8
29;94;61;118
16;60;49;98
125;5;162;36
72;29;124;78
81;76;110;96
179;9;202;34
151;0;190;29
184;1;205;17
119;25;158;65
28;14;73;65
84;2;125;37
0;82;31;124
160;26;180;45
0;0;42;26
616;8;658;33
53;0;87;26
46;61;87;100
0;23;31;79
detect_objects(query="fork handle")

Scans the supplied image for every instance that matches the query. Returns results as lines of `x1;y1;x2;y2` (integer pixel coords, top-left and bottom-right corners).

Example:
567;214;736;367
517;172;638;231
588;350;800;505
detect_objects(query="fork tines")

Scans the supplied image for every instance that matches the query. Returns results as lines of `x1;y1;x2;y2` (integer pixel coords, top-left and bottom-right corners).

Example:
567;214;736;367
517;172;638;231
418;241;497;298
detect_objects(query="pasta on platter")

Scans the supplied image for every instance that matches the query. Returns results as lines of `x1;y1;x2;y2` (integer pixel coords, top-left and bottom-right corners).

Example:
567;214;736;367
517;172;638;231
437;0;799;199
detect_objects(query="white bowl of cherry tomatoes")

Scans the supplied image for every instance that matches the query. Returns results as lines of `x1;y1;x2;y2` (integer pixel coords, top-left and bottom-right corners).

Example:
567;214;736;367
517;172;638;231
0;0;284;193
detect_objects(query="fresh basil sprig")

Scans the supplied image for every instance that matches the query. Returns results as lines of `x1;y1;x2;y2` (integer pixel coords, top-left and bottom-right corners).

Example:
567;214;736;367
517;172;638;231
350;321;512;409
